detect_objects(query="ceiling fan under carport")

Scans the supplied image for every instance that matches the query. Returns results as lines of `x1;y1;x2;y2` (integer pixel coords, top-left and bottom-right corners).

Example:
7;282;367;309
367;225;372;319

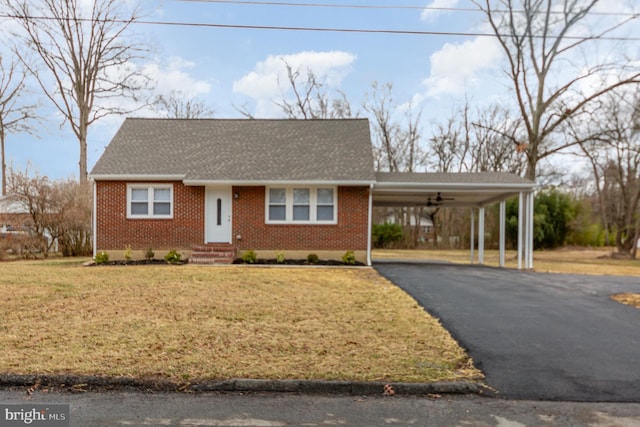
426;192;455;207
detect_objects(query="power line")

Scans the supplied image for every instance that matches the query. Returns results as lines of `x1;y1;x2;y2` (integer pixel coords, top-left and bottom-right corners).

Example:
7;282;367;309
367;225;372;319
135;20;640;41
177;0;469;12
2;13;639;41
175;0;640;18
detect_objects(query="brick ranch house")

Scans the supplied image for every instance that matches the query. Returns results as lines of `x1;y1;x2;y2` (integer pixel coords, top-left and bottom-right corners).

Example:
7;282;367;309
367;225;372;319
90;118;376;264
90;118;536;267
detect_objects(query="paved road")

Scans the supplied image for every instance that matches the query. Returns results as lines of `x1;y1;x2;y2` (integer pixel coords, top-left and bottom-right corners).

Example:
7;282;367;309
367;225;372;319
1;390;640;426
374;262;640;402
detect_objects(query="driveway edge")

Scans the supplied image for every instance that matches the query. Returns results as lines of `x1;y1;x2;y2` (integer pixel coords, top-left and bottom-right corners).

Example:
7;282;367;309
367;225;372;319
0;374;486;396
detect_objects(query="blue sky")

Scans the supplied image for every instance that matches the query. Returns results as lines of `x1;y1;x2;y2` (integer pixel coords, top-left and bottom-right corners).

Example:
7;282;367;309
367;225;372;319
2;0;638;181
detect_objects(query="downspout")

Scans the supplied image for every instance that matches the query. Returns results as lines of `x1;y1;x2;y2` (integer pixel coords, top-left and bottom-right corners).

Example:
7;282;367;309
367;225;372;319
367;183;373;266
92;179;97;259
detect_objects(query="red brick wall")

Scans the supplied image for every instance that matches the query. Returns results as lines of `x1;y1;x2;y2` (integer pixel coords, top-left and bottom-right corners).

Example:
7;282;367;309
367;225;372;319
232;186;370;251
95;181;204;251
96;182;370;252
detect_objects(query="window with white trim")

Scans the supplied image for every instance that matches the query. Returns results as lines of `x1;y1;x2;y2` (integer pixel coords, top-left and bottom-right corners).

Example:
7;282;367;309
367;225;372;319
127;184;174;219
293;188;310;221
266;187;336;224
268;188;286;221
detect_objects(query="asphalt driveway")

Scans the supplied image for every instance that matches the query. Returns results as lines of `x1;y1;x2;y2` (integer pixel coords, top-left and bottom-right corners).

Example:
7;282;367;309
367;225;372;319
374;262;640;402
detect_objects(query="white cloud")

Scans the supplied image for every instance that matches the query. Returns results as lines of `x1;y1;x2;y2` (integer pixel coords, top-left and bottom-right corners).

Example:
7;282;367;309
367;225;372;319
421;0;459;22
422;36;502;98
144;56;212;98
91;55;213;126
232;50;356;114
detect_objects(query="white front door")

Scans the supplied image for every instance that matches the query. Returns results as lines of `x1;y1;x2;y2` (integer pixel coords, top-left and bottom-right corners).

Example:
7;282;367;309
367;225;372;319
206;187;232;243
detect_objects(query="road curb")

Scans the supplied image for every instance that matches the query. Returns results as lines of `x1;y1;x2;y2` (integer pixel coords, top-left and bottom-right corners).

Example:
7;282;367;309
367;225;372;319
0;374;487;396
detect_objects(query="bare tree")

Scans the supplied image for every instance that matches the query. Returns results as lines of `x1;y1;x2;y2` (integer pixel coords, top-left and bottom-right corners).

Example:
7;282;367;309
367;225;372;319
5;0;149;182
364;82;428;246
363;82;426;173
428;101;526;175
577;88;640;257
235;60;354;120
364;82;400;172
7;168;54;255
427;101;530;249
0;55;37;196
154;90;215;119
274;61;354;120
475;0;640;180
7;168;92;256
428;113;468;174
470;105;526;175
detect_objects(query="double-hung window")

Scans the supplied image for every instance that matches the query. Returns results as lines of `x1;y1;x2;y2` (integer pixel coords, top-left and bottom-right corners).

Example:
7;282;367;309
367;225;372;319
316;188;335;221
127;184;173;219
292;188;310;221
268;188;286;221
267;187;336;224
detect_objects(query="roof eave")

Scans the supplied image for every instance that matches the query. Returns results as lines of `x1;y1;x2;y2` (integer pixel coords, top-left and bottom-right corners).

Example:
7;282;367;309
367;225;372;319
183;179;377;186
89;174;187;181
373;181;536;191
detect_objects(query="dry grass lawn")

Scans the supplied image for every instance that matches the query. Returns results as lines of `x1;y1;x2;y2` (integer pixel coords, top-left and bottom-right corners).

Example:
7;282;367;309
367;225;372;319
611;293;640;309
0;260;481;384
374;248;640;309
373;247;640;277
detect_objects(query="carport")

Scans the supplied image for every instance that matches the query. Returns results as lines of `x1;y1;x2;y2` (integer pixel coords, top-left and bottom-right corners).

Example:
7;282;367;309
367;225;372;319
368;172;536;269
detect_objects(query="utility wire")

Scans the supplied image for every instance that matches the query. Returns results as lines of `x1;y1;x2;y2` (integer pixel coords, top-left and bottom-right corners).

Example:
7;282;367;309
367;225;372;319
175;0;640;18
177;0;470;12
2;13;639;41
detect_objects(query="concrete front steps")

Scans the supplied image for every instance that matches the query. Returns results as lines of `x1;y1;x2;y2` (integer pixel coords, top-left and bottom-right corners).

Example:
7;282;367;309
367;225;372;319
190;243;236;265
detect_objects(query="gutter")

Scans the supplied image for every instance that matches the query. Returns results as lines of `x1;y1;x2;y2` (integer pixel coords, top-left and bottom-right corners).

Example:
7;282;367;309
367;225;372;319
183;179;377;187
89;174;186;181
373;182;536;191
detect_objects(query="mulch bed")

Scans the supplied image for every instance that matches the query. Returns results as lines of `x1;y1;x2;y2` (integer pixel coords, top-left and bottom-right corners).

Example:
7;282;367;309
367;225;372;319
232;258;366;266
89;259;365;266
89;259;183;266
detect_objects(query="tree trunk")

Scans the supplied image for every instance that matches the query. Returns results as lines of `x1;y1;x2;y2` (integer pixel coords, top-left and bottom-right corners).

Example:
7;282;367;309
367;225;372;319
79;137;87;183
1;128;5;196
78;110;88;183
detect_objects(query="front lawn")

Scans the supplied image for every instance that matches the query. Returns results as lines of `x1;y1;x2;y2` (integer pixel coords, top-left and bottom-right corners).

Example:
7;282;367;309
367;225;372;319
0;260;481;384
373;248;640;277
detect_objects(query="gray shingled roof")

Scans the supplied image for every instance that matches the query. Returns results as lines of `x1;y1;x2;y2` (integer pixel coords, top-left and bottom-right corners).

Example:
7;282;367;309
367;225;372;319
90;118;376;183
373;172;535;208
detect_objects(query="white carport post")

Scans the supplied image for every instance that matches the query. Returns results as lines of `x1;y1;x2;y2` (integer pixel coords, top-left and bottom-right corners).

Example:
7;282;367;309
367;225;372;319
527;191;534;269
478;206;485;264
519;190;535;270
470;208;475;264
499;199;506;267
517;192;524;270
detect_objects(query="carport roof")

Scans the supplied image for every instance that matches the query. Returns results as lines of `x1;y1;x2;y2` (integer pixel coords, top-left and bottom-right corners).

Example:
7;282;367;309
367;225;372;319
373;172;535;208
